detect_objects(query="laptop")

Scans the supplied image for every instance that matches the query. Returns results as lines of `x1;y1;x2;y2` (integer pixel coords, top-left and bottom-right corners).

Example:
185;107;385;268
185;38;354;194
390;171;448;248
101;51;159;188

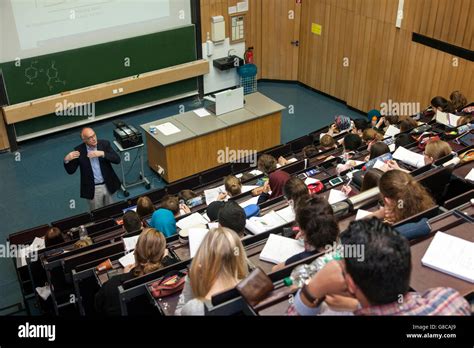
206;87;244;116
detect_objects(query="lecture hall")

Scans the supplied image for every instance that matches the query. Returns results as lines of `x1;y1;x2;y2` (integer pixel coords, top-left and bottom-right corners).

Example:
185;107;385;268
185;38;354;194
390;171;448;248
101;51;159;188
0;0;473;333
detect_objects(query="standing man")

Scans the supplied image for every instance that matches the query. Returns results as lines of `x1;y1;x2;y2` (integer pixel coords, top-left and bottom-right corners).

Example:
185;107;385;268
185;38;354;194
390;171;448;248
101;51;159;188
64;127;121;210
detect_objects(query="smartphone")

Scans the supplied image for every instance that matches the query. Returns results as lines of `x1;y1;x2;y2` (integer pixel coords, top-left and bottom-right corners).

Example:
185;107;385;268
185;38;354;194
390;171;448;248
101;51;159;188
329;177;344;187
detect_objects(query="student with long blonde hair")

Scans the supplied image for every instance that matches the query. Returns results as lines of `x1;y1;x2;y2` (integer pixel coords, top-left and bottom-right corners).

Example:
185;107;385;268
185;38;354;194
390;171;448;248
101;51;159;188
175;227;249;315
95;228;176;315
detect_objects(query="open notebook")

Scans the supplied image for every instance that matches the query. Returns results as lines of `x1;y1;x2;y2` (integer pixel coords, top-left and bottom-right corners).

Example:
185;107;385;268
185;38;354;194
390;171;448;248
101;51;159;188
393;146;425;168
245;206;294;235
259;234;305;264
421;232;474;283
435;110;462;128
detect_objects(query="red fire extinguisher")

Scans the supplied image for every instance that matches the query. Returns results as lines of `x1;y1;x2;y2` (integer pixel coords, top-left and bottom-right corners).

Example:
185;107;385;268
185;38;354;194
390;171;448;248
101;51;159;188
244;47;254;64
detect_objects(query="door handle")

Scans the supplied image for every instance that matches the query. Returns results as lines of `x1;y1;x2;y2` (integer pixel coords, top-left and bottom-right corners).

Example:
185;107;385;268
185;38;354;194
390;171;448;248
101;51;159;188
291;40;299;47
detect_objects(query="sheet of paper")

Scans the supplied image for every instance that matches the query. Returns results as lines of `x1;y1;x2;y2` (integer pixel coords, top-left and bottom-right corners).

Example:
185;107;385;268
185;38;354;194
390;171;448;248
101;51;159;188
275;205;295;223
259;234;305;264
235;173;243;179
393;146;425;168
421;232;474;283
204;185;226;205
465;168;474;181
119;252;136;268
123;235;140;252
435;110;449;126
249;169;263;176
193;108;211;117
202;213;210;222
176;213;209;230
245;210;287;234
242;185;258;193
328;189;348;204
207;222;219;230
389;143;396;152
239;196;259;208
373;160;386;170
287;158;298;164
156;122;181;136
30;237;45;251
385;125;401;138
304;177;319;185
189;228;210;258
355;209;372;221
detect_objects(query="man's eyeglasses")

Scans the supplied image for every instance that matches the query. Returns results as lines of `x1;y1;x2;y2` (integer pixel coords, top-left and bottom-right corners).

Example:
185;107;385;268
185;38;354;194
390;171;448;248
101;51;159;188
83;133;96;141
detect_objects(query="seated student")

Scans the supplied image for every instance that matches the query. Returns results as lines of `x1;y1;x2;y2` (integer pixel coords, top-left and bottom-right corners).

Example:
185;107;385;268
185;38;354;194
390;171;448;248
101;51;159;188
206;201;225;222
364;141;390;162
136;196;155;218
430;96;454;114
374;114;399;132
352;119;370;137
423;139;453;165
218;175;242;201
399;116;418;133
95;228;175;316
178;189;204;209
149;195;189;238
319;134;337;152
449;91;467;113
334;133;363;173
288;218;470;316
272;196;339;272
175;227;248;315
362;128;383;147
218;201;247;237
44;227;65;248
342;168;384;196
283;177;310;212
123;211;143;234
387;139;453;172
342;133;362;158
394;133;415;148
321;115;352;139
367;109;381;127
302;144;319;158
253;154;291;204
369;170;435;228
73;237;93;249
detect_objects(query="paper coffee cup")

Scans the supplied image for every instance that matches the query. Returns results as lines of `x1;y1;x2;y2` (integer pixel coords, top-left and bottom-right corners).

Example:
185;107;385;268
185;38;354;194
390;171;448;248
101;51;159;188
97;259;113;272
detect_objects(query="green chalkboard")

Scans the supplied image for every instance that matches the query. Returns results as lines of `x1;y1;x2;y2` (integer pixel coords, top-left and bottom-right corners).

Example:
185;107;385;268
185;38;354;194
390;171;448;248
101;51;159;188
0;25;198;137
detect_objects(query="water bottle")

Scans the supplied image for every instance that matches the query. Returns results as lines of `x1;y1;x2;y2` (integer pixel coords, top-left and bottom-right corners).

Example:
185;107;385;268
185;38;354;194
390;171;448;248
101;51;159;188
78;225;88;240
283;263;318;288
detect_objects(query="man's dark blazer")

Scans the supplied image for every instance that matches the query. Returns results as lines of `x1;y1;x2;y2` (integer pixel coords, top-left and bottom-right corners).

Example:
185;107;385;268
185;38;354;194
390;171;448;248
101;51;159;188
64;139;121;200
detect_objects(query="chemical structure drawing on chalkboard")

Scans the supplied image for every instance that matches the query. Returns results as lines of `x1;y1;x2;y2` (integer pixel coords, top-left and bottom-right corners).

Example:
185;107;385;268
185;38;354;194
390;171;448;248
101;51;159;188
24;60;66;90
25;61;39;85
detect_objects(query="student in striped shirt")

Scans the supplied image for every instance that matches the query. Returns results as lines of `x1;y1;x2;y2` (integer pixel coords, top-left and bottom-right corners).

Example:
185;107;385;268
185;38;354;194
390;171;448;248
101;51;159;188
288;218;470;316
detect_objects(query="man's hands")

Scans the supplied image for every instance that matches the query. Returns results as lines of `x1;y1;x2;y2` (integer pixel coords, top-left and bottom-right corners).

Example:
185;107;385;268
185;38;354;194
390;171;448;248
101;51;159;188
87;150;105;159
64;151;80;162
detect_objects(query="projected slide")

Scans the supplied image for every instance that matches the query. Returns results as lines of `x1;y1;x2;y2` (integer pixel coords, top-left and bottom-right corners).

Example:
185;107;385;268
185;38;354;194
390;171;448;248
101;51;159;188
11;0;171;50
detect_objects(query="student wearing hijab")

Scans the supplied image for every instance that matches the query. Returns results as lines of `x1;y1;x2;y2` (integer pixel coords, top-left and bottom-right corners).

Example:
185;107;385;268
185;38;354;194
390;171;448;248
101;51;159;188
149;195;183;237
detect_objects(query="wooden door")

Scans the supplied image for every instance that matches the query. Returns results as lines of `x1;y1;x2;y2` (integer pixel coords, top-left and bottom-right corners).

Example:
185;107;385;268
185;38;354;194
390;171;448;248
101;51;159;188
261;0;301;80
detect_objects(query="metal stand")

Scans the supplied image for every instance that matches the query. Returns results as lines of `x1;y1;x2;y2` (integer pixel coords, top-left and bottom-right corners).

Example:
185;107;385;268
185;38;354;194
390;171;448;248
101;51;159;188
113;141;150;197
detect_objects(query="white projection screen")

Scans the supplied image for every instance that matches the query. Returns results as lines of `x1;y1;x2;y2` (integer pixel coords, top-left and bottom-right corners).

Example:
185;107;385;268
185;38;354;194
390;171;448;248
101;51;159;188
0;0;192;63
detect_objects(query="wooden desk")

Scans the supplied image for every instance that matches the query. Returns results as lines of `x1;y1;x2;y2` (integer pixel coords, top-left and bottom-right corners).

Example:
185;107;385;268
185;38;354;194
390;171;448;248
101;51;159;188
141;92;284;182
410;217;474;298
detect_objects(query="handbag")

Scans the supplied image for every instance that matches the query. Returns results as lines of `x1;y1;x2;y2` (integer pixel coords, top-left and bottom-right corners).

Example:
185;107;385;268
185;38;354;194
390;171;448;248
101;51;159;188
149;270;187;299
417;133;440;150
236;267;274;307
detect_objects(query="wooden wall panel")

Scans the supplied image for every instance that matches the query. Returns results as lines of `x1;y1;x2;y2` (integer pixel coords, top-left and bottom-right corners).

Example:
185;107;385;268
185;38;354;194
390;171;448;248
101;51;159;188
297;0;473;114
